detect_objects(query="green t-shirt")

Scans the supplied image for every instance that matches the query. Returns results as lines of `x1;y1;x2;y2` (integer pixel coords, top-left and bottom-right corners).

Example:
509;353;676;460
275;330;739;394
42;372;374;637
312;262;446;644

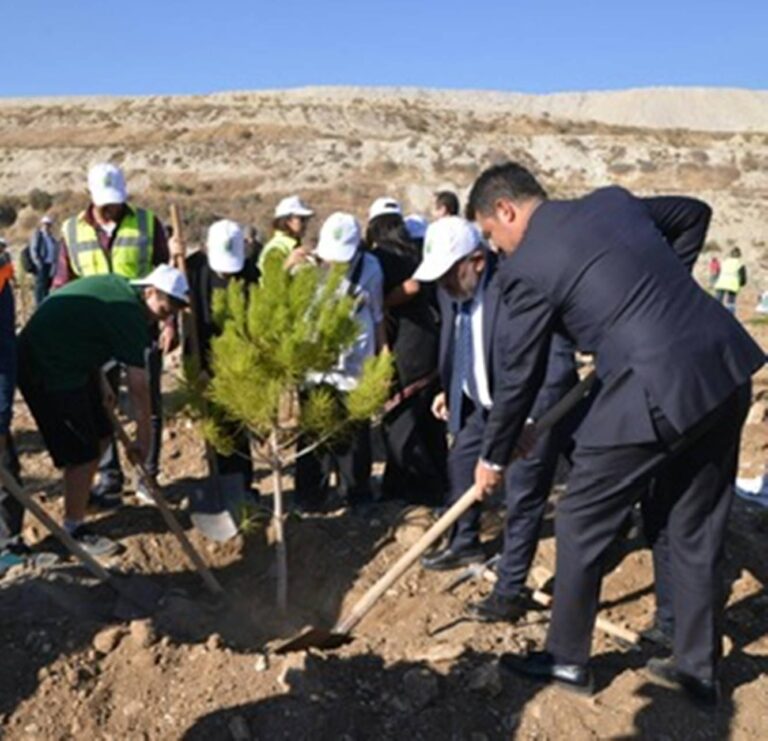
20;274;151;391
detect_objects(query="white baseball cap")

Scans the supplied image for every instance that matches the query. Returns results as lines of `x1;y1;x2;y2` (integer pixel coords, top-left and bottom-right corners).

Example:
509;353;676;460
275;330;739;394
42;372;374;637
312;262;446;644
132;264;189;305
368;197;402;221
88;163;127;206
412;216;482;282
274;195;314;219
315;212;361;263
404;214;429;241
40;215;54;225
207;219;245;274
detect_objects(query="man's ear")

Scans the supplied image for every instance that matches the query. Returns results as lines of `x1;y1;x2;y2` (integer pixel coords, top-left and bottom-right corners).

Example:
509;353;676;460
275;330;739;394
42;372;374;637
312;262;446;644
494;198;516;226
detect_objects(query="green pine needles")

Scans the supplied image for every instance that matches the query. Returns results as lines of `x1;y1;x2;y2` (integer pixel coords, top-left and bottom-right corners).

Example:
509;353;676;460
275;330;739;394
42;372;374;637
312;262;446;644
186;252;394;609
202;254;393;460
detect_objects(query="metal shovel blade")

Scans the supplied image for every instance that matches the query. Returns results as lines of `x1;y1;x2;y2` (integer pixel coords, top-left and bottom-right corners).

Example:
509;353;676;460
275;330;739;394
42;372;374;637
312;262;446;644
189;472;248;542
273;626;354;654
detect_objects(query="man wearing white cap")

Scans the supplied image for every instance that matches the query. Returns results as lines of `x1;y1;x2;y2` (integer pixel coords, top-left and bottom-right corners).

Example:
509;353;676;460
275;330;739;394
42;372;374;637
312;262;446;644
53;163;174;506
185;220;260;490
257;195;314;273
295;212;385;512
18;267;188;556
27;215;60;305
414;217;579;624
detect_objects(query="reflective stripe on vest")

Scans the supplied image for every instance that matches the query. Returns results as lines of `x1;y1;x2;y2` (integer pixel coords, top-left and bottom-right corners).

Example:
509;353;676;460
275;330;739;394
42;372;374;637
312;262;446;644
63;207;154;279
714;257;742;294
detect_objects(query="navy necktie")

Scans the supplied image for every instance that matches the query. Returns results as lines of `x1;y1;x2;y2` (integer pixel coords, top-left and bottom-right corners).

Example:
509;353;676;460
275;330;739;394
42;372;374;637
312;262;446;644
449;300;474;435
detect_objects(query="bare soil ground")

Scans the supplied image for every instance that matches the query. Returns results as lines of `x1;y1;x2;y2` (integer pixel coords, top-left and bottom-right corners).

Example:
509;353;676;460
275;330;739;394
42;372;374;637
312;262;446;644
1;300;767;740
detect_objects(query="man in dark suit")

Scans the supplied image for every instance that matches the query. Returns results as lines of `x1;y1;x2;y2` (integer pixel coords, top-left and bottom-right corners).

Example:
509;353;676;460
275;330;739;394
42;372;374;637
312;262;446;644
413;216;579;622
468;162;764;705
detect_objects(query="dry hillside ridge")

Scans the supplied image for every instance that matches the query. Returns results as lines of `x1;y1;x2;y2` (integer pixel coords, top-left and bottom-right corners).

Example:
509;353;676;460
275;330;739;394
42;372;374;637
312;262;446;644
1;85;767;282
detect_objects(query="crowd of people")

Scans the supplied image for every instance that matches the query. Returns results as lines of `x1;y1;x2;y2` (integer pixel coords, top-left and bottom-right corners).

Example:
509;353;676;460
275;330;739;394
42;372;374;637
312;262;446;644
0;160;763;708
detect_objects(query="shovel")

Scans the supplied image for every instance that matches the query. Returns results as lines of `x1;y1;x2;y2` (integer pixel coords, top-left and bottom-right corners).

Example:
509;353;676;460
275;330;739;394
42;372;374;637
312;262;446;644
104;402;225;596
0;465;162;616
275;371;596;653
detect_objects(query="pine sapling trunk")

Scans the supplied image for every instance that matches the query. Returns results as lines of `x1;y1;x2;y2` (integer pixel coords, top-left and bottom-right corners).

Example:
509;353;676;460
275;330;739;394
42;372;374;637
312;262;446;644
270;429;288;612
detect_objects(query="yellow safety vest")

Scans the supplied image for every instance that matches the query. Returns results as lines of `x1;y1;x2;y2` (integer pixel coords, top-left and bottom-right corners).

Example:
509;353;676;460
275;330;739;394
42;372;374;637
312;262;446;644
62;206;154;279
714;257;743;294
258;230;298;272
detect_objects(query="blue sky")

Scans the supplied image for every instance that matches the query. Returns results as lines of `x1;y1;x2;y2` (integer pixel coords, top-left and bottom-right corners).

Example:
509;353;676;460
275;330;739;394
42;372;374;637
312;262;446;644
1;0;765;97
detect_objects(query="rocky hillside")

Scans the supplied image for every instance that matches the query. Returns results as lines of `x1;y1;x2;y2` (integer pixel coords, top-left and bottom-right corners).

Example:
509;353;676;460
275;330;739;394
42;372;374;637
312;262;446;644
1;86;767;279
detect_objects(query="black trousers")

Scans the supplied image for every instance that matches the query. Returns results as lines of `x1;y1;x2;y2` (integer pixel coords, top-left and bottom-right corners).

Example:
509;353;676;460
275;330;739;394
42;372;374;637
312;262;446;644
295;422;372;508
546;383;750;681
34;266;52;307
98;341;163;482
213;423;253;492
447;338;578;596
381;380;448;506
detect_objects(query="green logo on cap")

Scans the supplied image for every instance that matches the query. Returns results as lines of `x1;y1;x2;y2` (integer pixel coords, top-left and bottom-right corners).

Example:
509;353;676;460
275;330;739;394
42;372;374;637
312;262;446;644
425;239;433;254
333;225;344;240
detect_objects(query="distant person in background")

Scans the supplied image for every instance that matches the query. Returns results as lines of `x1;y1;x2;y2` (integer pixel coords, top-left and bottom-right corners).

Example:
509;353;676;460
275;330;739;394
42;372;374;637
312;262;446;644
434;190;460;219
28;215;59;305
707;254;721;290
714;247;746;313
258;196;314;272
366;198;448;506
244;225;263;267
53;162;175;508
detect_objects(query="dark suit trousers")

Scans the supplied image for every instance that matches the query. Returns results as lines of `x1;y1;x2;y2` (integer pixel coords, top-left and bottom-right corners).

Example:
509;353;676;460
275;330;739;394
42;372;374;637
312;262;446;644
448;403;564;597
546;383;750;681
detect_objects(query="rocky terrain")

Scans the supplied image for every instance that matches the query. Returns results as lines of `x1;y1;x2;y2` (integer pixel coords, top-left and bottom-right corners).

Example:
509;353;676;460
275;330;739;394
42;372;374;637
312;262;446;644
1;86;767;283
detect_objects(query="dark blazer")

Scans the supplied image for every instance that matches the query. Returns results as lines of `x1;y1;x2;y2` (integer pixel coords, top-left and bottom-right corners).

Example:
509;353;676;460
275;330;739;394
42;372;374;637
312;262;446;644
481;186;765;465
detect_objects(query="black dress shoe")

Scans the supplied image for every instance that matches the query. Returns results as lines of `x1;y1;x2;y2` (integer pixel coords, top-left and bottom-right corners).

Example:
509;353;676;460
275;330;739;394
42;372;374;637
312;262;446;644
499;650;594;696
646;657;720;707
639;621;674;651
420;546;484;571
466;591;526;623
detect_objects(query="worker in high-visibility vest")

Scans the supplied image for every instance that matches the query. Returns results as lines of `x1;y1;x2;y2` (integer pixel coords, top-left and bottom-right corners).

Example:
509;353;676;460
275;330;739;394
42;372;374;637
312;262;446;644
52;163;178;508
714;247;747;314
257;195;314;273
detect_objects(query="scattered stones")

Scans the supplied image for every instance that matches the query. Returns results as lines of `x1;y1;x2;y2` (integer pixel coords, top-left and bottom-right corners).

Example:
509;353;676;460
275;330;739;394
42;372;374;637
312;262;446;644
228;715;251;741
277;654;307;692
253;653;269;672
122;700;144;717
92;626;126;655
415;643;465;664
205;633;223;651
403;667;440;709
467;662;502;696
129;619;156;649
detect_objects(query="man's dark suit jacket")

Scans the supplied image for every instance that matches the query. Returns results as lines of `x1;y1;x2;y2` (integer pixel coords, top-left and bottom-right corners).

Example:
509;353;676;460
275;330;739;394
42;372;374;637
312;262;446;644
481;186;765;465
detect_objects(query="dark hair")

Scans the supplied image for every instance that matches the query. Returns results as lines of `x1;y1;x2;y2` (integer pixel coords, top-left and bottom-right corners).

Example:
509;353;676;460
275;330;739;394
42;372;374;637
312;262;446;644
435;190;460;216
365;213;416;255
467;162;547;216
272;215;302;238
730;247;742;258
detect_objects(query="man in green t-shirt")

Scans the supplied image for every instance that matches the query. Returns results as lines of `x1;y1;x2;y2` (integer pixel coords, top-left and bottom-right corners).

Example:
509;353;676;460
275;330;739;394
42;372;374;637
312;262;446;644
18;265;189;556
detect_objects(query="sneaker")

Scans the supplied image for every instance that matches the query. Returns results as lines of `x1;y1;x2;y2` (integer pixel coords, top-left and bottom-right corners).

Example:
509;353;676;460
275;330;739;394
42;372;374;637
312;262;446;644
90;477;124;510
70;526;119;557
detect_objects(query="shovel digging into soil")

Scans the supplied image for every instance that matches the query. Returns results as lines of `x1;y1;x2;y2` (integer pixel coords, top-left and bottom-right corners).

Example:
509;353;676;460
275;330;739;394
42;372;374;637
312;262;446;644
275;372;596;654
0;465;162;617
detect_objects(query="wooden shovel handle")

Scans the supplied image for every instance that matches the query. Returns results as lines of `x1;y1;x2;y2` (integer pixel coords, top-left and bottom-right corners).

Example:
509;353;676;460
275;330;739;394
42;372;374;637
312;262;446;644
104;402;224;595
0;465;111;583
333;372;596;636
